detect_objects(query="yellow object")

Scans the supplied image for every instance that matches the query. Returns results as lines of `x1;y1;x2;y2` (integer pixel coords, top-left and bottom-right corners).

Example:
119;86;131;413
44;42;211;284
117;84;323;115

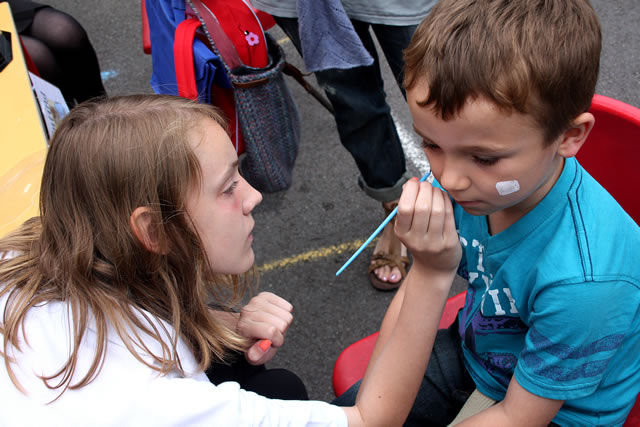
0;149;45;236
0;3;48;237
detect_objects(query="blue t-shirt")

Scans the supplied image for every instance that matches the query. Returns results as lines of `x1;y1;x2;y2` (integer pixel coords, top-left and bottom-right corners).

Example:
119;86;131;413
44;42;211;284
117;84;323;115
454;157;640;426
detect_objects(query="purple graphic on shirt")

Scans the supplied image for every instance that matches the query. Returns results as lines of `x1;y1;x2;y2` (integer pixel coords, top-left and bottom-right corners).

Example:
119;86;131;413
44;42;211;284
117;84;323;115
461;293;528;387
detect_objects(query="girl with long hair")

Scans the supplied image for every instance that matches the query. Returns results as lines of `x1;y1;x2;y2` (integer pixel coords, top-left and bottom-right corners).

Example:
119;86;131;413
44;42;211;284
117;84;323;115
0;94;459;425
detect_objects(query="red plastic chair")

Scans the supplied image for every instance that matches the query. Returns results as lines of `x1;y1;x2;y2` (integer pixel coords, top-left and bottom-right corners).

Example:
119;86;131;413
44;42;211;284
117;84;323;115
332;291;467;397
331;94;640;423
576;94;640;225
583;97;639;427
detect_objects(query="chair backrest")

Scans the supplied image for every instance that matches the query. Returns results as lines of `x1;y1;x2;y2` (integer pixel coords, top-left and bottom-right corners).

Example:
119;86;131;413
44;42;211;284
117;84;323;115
576;94;640;225
577;95;640;425
331;291;467;397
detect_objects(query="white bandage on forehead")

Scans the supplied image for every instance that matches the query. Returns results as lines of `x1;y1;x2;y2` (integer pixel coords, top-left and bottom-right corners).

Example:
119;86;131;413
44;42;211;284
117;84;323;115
496;180;520;196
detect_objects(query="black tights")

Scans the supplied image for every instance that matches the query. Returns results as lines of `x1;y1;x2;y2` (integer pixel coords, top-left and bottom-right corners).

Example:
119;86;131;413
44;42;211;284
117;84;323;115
20;7;105;106
206;353;309;401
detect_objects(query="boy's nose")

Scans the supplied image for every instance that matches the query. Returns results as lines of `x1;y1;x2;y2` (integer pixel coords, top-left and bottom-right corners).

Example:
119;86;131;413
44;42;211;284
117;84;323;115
439;160;470;193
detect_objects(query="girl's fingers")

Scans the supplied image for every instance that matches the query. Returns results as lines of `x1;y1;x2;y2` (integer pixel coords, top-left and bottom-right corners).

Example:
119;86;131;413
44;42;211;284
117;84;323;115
246;340;277;365
443;192;457;239
248;310;292;335
425;185;445;236
242;293;293;327
256;301;294;324
395;179;420;234
407;181;432;236
255;292;293;313
237;310;292;347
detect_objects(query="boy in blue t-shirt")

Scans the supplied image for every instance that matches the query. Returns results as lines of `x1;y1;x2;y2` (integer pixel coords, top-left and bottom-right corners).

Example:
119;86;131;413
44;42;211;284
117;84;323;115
334;0;640;425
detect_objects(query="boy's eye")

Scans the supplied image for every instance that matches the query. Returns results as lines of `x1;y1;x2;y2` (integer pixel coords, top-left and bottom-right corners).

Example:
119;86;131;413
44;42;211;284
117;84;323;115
472;156;499;166
223;181;239;195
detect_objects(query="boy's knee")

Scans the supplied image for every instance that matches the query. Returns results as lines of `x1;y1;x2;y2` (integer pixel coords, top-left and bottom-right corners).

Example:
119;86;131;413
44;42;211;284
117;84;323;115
331;380;361;407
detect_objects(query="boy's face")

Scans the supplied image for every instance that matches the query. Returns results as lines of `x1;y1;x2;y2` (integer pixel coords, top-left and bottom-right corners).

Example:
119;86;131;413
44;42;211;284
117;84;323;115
408;79;565;225
186;118;263;275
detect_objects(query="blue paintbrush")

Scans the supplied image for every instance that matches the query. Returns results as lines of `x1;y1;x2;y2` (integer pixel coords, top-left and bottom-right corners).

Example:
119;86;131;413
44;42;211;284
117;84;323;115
335;171;432;276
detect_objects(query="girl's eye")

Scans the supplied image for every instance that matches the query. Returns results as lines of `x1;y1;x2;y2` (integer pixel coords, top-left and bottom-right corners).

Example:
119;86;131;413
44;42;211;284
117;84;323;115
422;140;440;151
472;156;499;166
223;181;239;195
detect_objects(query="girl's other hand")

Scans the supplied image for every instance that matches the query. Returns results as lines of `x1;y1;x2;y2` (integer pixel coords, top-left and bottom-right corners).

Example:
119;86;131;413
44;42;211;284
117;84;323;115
237;292;293;365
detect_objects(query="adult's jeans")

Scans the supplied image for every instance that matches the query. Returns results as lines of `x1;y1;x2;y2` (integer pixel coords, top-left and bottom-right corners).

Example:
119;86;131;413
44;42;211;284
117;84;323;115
276;17;415;203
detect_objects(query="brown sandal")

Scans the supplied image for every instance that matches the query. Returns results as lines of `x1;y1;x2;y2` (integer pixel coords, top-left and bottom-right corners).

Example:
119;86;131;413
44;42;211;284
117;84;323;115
368;201;410;291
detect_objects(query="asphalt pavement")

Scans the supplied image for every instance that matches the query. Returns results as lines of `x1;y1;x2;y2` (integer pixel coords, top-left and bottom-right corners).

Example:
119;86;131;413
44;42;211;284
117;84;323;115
43;0;640;402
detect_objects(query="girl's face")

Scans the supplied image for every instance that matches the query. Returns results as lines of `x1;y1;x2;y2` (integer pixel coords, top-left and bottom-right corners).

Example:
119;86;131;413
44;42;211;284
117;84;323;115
185;119;262;275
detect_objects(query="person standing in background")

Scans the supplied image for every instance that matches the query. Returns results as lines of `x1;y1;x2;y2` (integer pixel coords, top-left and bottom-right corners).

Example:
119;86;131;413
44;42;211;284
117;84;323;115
250;0;436;291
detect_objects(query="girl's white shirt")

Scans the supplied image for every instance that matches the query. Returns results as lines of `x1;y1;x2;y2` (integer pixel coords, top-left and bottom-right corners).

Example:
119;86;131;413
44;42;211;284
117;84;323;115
0;288;347;426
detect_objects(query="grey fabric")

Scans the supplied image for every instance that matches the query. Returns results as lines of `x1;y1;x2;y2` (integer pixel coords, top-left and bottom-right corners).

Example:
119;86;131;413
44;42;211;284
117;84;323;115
251;0;437;26
296;0;372;71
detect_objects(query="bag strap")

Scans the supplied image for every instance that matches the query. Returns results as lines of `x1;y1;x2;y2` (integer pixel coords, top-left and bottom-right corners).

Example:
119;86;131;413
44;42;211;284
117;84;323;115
283;62;334;114
186;0;242;71
174;18;202;100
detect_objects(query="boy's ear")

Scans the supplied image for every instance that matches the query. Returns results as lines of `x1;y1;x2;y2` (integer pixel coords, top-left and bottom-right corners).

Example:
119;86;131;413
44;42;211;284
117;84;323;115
556;112;595;158
129;207;167;254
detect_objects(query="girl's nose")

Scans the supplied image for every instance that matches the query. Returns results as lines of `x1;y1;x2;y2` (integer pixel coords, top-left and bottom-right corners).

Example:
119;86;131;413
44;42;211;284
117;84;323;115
242;180;262;215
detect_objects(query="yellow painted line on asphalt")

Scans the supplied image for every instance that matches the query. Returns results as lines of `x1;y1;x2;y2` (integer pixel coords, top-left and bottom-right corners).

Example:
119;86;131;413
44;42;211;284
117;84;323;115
258;237;378;273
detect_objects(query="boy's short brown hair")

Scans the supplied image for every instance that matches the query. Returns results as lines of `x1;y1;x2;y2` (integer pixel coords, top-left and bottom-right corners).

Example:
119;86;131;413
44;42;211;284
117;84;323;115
404;0;602;144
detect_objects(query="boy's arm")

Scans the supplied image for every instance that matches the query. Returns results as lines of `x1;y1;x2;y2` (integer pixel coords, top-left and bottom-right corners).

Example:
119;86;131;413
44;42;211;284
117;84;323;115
468;279;637;426
458;377;564;427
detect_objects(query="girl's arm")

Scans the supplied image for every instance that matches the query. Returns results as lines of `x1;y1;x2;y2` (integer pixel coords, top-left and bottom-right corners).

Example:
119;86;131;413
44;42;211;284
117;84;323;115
343;180;461;426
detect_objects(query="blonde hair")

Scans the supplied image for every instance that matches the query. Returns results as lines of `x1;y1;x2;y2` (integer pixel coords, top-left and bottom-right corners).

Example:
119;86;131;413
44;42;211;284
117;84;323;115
0;94;251;397
404;0;601;144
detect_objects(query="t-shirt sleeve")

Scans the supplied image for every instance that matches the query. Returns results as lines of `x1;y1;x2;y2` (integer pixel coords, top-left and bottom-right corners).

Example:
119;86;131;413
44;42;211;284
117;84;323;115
515;279;639;400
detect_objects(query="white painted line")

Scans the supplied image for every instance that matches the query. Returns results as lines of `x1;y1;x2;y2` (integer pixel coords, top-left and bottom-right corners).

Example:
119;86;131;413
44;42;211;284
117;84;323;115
391;111;430;176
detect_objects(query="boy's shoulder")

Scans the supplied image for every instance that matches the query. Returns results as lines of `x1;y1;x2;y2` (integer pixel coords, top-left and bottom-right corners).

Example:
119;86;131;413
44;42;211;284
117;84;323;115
568;159;640;282
537;157;639;285
571;159;640;247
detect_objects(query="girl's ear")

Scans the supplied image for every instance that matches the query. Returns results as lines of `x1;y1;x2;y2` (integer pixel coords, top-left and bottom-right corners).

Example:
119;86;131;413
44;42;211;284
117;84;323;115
557;112;595;158
129;207;167;254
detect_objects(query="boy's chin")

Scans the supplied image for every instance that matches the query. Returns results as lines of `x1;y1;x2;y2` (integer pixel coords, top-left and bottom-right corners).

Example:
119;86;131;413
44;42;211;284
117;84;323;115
456;203;491;216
